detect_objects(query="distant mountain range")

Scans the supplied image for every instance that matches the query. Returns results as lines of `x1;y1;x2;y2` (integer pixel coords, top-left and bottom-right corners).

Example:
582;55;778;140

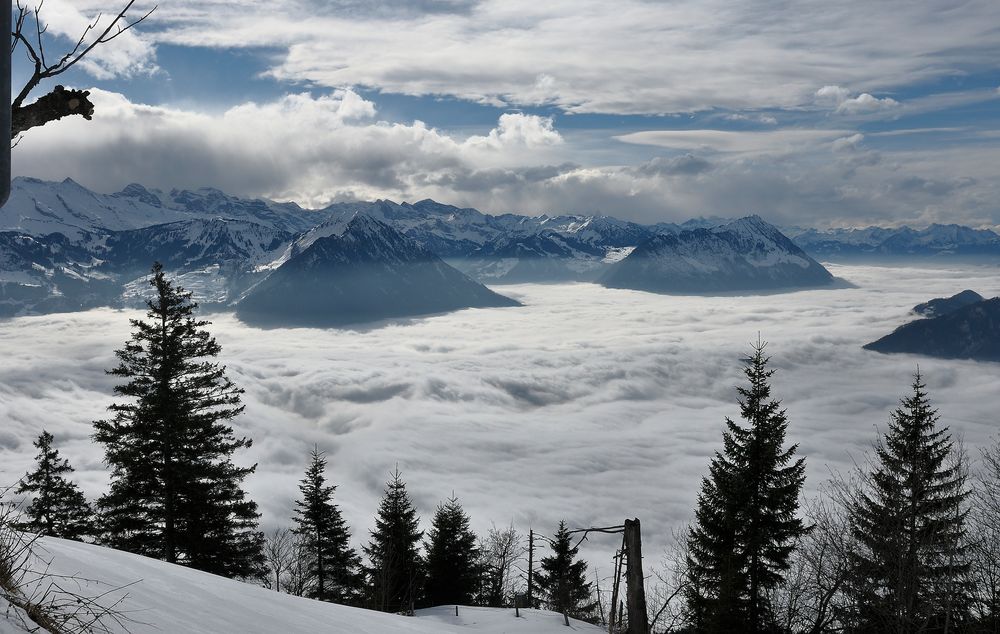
865;291;1000;362
6;176;991;325
790;224;1000;259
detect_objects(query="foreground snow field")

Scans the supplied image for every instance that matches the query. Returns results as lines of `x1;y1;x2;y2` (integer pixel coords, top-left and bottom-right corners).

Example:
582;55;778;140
6;537;604;633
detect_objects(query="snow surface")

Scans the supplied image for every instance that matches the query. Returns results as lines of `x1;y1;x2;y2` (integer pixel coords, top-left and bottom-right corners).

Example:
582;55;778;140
5;537;603;634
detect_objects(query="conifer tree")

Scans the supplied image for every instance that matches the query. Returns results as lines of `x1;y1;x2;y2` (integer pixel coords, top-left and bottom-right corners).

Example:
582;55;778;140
422;494;480;607
16;431;93;540
364;467;423;613
93;262;264;579
534;521;598;622
292;447;363;604
846;372;971;632
685;340;808;632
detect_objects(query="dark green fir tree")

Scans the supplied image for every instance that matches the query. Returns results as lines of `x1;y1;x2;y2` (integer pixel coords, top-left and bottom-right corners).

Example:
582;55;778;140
16;430;93;540
534;521;598;622
686;339;808;633
292;447;363;604
847;372;971;633
422;494;480;607
364;467;423;613
93;262;264;579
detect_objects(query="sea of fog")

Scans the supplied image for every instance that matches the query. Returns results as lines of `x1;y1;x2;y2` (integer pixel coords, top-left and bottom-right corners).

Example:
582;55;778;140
2;262;999;576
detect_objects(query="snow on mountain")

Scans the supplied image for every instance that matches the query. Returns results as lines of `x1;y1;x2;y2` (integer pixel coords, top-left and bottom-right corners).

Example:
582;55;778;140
238;215;519;327
792;224;1000;258
601;215;834;293
4;536;603;634
319;199;654;271
456;229;608;283
0;232;118;316
1;178;327;240
1;178;191;239
106;218;291;275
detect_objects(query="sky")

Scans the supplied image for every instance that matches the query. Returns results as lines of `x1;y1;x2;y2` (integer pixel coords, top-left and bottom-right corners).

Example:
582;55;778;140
8;0;1000;227
2;263;1000;580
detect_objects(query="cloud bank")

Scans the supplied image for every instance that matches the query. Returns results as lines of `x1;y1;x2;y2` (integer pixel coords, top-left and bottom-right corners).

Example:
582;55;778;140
1;264;999;566
12;88;1000;227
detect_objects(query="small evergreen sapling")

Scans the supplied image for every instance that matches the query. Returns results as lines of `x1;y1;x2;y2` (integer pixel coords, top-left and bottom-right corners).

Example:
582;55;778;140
16;431;93;540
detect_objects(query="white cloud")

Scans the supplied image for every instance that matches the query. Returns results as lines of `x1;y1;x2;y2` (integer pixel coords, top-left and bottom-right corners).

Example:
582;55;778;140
1;265;999;568
28;0;156;79
815;85;900;115
62;0;1000;115
831;133;865;152
614;129;852;154
837;93;900;114
11;90;563;208
11;90;1000;226
462;113;563;150
815;85;852;104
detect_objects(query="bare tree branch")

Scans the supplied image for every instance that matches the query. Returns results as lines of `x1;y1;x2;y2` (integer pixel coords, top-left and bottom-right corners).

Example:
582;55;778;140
9;0;156;139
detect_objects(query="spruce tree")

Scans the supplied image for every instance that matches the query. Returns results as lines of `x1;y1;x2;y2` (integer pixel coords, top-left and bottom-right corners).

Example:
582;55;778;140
93;262;264;579
422;494;480;608
847;372;971;633
534;521;598;622
16;431;93;540
292;447;363;604
686;340;808;632
364;467;423;613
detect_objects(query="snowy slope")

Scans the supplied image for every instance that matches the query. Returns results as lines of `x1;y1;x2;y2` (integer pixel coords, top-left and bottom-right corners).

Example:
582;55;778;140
1;178;191;238
7;537;603;634
792;224;1000;258
1;178;326;239
601;215;833;293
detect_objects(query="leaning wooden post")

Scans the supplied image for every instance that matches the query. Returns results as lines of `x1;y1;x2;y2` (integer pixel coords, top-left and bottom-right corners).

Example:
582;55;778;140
609;539;624;633
624;518;649;634
595;567;606;626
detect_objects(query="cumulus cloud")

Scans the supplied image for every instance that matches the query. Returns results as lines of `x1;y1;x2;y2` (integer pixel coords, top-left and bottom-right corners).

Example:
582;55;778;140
837;93;900;114
815;85;900;115
462;113;563;150
11;90;561;208
1;265;999;566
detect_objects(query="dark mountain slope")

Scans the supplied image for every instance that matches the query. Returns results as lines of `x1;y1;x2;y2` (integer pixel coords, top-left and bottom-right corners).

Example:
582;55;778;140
237;215;519;327
865;297;1000;361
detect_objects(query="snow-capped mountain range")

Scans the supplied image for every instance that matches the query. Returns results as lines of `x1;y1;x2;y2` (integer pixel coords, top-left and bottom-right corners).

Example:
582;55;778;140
15;176;998;322
790;224;1000;258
